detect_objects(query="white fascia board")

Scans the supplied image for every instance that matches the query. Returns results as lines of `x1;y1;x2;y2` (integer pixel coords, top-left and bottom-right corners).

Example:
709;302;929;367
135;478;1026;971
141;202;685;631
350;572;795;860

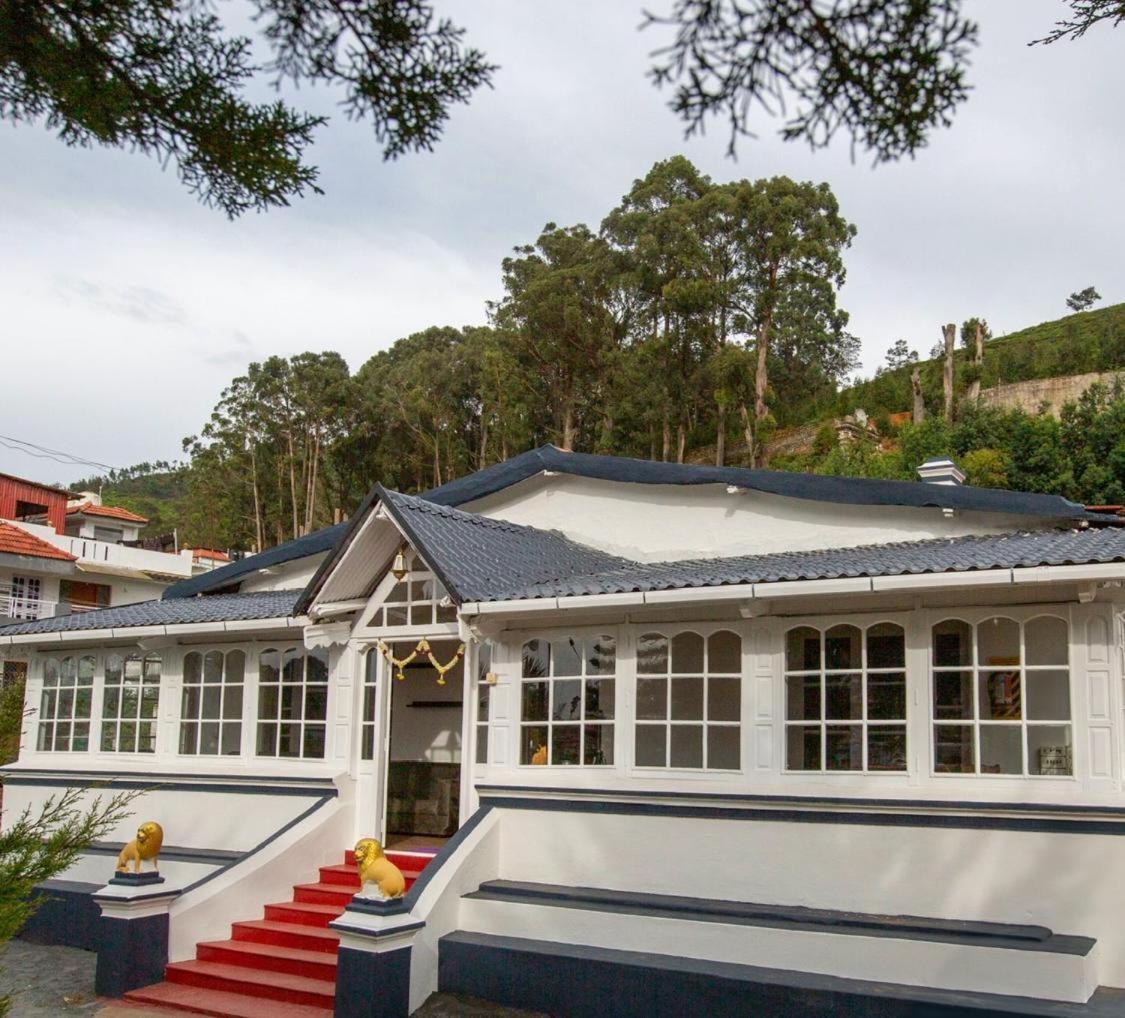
642;583;756;605
753;576;873;598
313;599;368;616
1013;562;1125;585
871;569;1014;592
470;598;560;616
110;625;167;640
4;632;63;646
555;591;646;610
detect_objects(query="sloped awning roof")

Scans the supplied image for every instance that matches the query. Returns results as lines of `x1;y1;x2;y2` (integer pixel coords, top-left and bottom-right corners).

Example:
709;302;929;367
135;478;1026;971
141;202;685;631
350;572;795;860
0;589;302;639
0;521;77;562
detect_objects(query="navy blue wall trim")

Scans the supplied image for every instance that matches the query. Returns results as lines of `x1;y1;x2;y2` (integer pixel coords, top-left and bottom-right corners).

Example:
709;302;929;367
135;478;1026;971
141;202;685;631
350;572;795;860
86;842;242;865
335;945;412;1018
466;881;1094;956
439;932;1124;1018
477;791;1125;837
402;804;493;908
1;768;337;797
18;880;100;950
95;912;169;998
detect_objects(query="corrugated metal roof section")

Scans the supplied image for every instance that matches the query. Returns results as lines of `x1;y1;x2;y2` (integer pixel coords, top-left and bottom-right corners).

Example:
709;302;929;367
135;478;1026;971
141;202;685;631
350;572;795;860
422;445;1113;522
0;589;302;637
162;523;347;600
378;490;1125;603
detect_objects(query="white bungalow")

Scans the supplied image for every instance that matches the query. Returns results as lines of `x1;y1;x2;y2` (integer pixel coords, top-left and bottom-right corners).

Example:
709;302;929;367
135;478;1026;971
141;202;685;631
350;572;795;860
4;446;1125;1017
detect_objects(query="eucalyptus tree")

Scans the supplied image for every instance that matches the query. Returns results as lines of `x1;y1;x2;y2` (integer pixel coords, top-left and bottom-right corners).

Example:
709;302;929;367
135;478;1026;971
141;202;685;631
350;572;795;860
496;223;622;453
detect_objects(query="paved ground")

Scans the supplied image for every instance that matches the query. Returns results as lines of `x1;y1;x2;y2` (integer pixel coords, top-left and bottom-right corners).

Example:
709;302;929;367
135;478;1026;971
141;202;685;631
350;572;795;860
0;940;546;1017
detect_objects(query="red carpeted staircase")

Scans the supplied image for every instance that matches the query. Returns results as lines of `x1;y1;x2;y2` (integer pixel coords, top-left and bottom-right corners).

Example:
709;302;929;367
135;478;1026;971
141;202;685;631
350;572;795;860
124;847;436;1018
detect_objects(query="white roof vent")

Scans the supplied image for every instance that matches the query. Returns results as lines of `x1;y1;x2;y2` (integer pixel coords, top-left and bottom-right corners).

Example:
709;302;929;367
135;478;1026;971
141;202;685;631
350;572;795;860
917;457;965;486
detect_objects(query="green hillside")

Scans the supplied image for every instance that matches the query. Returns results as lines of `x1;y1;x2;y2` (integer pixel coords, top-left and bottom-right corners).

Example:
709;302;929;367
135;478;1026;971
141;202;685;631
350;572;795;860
69;467;191;541
835;301;1125;421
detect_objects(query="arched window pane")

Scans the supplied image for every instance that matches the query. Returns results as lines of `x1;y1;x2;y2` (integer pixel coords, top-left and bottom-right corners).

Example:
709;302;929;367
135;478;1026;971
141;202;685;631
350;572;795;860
637;633;669;674
825;625;860;671
978;617;1019;667
933;620;972;667
708;631;741;674
866;623;904;669
671;632;704;673
786;627;820;672
1025;616;1068;667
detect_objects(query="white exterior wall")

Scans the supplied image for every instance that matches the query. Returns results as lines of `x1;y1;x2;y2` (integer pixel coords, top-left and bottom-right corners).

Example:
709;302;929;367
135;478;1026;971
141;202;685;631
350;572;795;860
464;473;1066;562
239;554;327;593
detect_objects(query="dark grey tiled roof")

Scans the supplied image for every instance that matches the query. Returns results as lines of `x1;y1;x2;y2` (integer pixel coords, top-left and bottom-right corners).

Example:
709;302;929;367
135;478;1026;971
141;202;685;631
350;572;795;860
378;488;630;603
380;491;1125;603
163;524;347;600
0;590;302;637
423;444;1113;522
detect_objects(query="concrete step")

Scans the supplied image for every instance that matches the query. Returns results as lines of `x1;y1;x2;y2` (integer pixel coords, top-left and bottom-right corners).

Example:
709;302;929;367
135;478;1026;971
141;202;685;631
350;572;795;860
292;882;356;908
197;938;338;981
263;899;345;927
164;959;335;1009
125;980;332;1018
459;881;1098;1005
231;918;341;954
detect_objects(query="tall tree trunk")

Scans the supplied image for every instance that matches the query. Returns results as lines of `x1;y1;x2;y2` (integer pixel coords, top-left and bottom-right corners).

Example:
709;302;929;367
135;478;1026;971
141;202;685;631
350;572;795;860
250;444;264;554
942;323;956;422
968;320;983;401
715;406;726;466
479;416;490;469
432;437;442;487
561;402;576;451
911;367;926;424
753;310;773;467
286;431;299;540
661;417;671;461
676;422;686;464
737;401;754;459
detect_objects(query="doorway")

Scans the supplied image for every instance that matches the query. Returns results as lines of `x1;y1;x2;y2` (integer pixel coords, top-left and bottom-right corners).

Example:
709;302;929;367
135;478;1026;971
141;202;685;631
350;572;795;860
382;638;464;847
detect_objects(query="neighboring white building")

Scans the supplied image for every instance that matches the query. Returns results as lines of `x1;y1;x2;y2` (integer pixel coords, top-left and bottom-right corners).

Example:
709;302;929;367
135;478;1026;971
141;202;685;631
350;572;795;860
0;474;208;686
5;447;1125;1017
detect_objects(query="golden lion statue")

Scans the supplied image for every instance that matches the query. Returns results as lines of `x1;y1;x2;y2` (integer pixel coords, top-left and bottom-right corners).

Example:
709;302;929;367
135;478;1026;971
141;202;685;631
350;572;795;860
354;838;405;900
116;821;164;874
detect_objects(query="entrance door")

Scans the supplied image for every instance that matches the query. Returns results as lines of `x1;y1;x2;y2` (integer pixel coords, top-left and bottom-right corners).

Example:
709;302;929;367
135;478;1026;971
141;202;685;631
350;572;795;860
381;638;464;846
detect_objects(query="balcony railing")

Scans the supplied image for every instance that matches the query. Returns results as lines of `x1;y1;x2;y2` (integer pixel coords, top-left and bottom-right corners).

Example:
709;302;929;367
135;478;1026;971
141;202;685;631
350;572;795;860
0;591;99;622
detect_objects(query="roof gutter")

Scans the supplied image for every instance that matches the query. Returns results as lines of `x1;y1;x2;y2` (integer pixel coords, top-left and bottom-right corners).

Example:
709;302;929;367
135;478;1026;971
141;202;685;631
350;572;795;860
460;561;1125;617
0;615;307;648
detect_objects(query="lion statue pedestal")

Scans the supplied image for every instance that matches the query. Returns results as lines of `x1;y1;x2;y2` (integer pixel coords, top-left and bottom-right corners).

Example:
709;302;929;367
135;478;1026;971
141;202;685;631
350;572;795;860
354;838;406;901
110;821;164;886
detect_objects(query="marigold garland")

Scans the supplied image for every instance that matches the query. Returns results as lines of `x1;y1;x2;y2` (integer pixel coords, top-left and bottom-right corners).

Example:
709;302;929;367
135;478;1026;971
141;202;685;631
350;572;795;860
377;638;465;685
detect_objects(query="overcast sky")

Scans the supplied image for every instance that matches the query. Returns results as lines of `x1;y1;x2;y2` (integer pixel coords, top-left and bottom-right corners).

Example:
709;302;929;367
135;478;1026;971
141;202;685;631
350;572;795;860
1;0;1122;485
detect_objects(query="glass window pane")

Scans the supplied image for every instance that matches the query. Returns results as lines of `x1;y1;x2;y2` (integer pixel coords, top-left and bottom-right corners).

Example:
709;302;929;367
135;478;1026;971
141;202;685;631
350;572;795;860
282;649;302;683
786;675;820;721
280;685;301;720
585;678;615;720
256;723;277;756
226;650;245;684
786;627;820;671
78;655;96;683
75;688;92;719
123;657;142;683
587;636;616;676
522;640;549;679
552;679;582;721
42;659;59;686
385;605;408;626
866;623;905;669
303;725;326;759
308;648;329;684
221;722;241;755
1025;616;1068;667
708;631;741;674
980;724;1022;774
786;726;821;770
139;687;159;719
521;725;548;765
868;672;906;720
183;652;201;685
708;677;740;722
636;678;667;720
671;632;704;673
119;722;136;753
934;723;974;773
179;722;197;755
475;724;488;765
37;724;51;751
670;724;703;768
58;689;74;718
102;687;118;719
933;620;972;667
73;722;90;752
521;682;548;722
826;725;863;770
203;651;223;684
670;676;703;720
707;726;740;770
979;669;1021;720
551;638;582;677
584;724;613;765
202;686;221;720
223;685;243;719
41;688;57;718
436;601;457;624
409;602;432;626
637;633;669;674
259;649;280;685
934;671;973;720
867;726;906;771
978;618;1020;667
258;685;279;721
99;724;114;752
825;625;861;671
1026;669;1070;721
278;722;301;757
825;673;862;720
551;725;580;765
305;685;328;721
200;721;220;755
1028;725;1072;775
635;724;666;767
